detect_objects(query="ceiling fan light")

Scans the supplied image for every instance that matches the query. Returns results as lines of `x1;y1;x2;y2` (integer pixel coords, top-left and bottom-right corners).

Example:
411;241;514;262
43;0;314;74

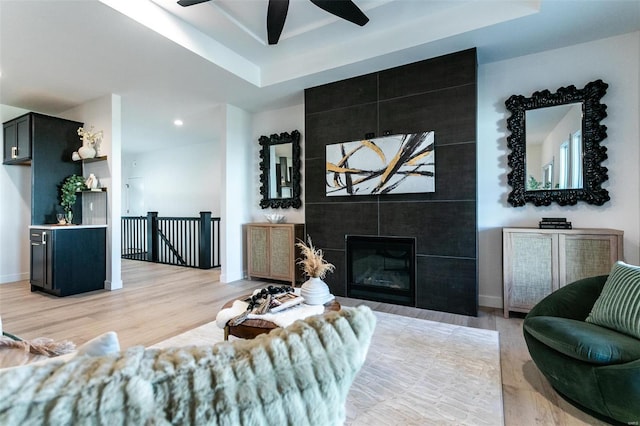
178;0;369;45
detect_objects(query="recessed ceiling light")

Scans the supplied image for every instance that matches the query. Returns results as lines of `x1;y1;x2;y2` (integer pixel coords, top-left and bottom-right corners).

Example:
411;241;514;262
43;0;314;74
174;119;183;126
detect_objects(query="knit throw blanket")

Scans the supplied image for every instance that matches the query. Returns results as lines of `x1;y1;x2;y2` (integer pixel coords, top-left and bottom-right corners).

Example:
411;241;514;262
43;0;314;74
0;306;376;425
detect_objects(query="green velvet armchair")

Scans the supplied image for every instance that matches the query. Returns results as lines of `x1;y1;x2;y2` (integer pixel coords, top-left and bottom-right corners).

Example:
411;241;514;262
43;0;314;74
523;275;640;424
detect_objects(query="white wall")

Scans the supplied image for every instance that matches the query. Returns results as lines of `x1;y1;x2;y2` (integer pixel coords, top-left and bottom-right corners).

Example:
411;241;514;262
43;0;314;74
61;94;123;290
121;140;221;217
0;105;31;283
251;104;305;224
477;31;640;308
220;104;253;283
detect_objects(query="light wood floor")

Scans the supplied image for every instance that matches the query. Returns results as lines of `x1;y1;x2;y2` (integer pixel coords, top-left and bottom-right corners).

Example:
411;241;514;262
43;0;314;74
0;260;608;426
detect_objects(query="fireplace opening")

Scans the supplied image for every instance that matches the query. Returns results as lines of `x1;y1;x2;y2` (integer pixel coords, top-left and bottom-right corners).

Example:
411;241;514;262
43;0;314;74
346;235;416;306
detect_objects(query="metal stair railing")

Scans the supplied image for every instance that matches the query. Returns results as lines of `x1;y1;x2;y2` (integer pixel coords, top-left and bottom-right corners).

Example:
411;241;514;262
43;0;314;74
121;211;221;269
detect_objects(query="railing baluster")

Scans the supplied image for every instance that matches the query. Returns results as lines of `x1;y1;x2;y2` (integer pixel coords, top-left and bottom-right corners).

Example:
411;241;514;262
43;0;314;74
188;220;192;267
195;219;198;267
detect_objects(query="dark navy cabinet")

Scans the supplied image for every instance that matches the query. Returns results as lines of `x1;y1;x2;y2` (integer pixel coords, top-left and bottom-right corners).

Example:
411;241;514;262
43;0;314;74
29;227;106;296
3;114;31;163
3;112;83;224
5;112;108;298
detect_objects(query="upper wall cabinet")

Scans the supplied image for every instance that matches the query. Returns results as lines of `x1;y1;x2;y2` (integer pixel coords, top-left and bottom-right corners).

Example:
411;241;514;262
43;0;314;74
3;114;32;164
3;112;83;224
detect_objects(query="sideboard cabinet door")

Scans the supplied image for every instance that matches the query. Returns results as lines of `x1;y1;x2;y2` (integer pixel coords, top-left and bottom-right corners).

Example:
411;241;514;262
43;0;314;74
503;232;558;317
503;228;623;318
248;226;270;277
269;226;295;281
559;234;622;287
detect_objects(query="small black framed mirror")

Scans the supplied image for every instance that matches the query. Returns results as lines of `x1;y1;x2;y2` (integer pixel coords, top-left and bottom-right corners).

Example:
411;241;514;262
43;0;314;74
505;79;609;206
259;130;302;209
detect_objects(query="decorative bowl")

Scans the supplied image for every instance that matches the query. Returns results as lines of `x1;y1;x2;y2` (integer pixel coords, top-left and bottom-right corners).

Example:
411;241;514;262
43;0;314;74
265;213;286;223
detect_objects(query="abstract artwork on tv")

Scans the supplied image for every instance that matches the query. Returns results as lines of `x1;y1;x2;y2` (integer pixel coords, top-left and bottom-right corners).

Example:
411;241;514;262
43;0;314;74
326;131;435;196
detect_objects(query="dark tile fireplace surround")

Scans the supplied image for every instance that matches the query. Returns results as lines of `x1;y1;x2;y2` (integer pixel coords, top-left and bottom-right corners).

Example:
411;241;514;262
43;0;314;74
304;48;478;316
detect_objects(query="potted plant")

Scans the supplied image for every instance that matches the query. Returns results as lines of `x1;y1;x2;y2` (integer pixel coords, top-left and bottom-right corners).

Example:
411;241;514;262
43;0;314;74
59;174;87;224
296;236;335;305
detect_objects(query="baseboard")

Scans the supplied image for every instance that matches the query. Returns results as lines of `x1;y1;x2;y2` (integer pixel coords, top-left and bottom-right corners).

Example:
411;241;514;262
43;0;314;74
223;271;251;284
479;294;503;309
0;272;29;284
105;279;123;290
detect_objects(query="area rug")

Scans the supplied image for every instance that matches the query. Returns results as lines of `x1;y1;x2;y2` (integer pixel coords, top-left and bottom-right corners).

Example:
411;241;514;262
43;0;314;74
153;310;503;426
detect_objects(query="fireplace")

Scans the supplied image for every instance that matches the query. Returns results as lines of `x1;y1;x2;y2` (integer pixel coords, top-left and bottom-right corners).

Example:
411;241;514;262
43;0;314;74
346;235;416;306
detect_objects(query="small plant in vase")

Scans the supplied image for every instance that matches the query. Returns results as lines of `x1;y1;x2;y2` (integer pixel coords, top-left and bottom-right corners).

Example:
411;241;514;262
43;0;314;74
296;236;335;305
59;175;87;224
76;126;103;159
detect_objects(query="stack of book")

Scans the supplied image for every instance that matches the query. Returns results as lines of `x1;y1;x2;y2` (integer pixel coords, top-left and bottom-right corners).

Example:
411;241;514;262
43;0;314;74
539;217;572;229
269;292;304;313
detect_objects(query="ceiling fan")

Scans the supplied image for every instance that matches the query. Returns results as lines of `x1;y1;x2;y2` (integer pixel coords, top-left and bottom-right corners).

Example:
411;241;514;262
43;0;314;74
177;0;369;45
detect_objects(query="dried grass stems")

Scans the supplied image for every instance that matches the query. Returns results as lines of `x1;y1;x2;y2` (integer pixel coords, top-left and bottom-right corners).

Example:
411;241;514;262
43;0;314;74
0;337;75;356
296;236;335;279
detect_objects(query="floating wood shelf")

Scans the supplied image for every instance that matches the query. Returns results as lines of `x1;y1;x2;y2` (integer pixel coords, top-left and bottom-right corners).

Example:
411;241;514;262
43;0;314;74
74;155;107;163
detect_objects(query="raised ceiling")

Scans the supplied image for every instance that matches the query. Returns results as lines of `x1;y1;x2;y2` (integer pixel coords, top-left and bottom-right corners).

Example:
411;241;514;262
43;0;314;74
140;0;540;86
1;0;639;152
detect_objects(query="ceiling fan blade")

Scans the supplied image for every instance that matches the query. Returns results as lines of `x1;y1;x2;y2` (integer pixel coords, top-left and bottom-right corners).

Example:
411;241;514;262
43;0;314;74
267;0;290;45
310;0;369;26
177;0;210;7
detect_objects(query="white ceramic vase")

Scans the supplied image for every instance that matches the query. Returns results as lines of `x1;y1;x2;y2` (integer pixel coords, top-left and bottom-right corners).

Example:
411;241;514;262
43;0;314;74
78;144;96;159
300;276;333;305
85;173;98;189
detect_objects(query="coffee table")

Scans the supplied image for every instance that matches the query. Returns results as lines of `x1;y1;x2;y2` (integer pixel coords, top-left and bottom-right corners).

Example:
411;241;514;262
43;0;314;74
222;295;341;340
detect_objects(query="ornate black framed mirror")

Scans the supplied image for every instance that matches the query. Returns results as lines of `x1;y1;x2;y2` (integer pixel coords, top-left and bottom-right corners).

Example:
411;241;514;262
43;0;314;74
505;79;609;206
259;130;302;209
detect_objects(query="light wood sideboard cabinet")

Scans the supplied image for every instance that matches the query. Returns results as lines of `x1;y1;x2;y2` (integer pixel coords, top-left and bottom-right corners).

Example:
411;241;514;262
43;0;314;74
246;223;304;286
503;227;623;318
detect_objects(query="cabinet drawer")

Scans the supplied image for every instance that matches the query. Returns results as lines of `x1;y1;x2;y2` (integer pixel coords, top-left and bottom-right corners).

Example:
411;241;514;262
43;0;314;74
30;230;46;243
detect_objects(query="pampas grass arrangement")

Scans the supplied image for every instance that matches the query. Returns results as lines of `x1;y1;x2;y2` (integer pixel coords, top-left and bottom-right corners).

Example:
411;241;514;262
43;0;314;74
296;236;335;279
297;236;335;305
